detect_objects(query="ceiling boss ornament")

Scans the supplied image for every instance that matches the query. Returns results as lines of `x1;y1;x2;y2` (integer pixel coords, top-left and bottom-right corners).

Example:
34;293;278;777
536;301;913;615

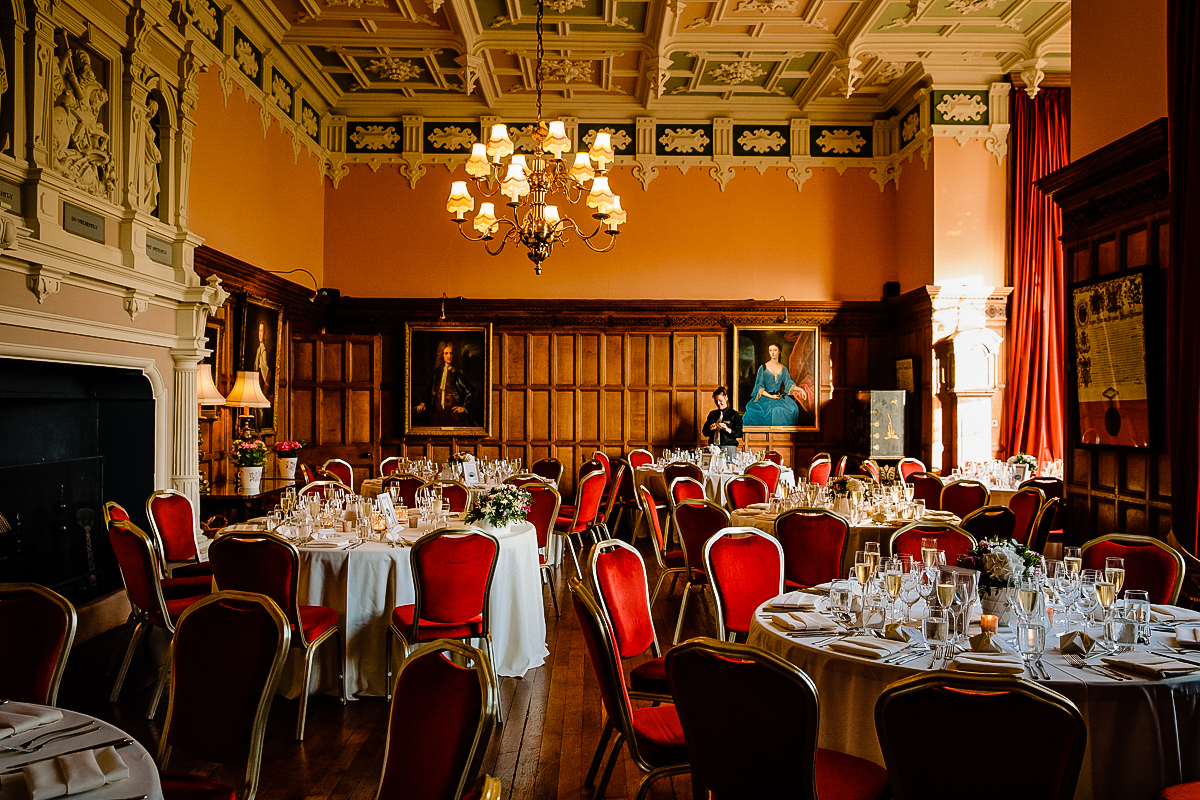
445;0;625;275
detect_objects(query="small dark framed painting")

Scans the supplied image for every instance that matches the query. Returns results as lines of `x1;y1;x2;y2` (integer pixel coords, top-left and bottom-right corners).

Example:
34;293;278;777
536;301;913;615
732;325;821;432
240;296;283;433
405;324;491;437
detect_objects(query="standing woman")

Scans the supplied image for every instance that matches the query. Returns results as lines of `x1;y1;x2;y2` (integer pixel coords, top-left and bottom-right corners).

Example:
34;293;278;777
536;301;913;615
742;343;808;426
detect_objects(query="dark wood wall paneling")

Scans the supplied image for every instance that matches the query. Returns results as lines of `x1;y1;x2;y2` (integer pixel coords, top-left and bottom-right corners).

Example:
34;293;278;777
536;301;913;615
319;299;919;495
1037;120;1172;546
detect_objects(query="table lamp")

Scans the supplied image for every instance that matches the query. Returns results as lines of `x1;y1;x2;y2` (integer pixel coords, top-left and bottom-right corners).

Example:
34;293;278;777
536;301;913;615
225;370;271;441
196;363;226;494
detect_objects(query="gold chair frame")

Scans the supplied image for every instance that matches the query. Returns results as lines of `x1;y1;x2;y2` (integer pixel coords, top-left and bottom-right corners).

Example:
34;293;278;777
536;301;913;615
531;457;564;484
1008;486;1047;544
379;456;402;476
526;483;563;616
773;507;851;589
145;489;204;576
421;479;473;512
587;538;668;701
940;478;992;514
724;472;769;512
322;458;356;490
703;527;784;642
0;582;77;706
1081;532;1187;605
298;479;352;499
670;498;730;645
637;485;687;608
889;521;977;557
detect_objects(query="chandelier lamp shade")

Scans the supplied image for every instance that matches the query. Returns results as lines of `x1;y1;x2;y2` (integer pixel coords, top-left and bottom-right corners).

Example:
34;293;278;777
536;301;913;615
445;0;625;275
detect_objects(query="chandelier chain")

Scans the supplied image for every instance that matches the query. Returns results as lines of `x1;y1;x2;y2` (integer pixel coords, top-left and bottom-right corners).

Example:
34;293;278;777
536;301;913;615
535;0;545;126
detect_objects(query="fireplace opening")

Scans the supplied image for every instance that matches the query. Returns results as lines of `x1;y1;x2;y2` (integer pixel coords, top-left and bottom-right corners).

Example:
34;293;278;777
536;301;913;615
0;358;155;606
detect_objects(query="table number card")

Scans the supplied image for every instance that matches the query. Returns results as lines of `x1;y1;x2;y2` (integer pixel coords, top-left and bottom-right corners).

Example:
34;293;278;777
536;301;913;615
375;495;399;529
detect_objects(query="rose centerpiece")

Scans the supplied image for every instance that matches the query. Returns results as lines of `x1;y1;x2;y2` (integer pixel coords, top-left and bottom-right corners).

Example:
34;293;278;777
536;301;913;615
957;537;1041;626
232;439;268;495
827;476;865;517
464;484;531;535
1008;453;1038;483
274;440;305;479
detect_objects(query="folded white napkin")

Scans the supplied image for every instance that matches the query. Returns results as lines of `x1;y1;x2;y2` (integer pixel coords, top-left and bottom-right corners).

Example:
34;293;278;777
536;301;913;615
222;523;266;533
827;636;908;659
1151;605;1200;623
0;746;128;800
772;612;836;632
302;541;345;549
1176;626;1200;648
771;592;822;610
948;653;1025;675
746;502;771;510
0;706;63;740
1102;653;1200;679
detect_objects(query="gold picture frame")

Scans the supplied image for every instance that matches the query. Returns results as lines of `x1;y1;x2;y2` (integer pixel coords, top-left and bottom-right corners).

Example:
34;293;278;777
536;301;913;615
240;295;283;434
405;324;492;437
732;324;820;432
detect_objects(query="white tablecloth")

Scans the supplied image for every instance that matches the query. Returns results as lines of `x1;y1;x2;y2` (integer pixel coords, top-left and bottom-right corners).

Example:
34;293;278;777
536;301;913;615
229;519;548;698
749;605;1200;800
635;465;796;506
730;510;906;576
0;705;162;800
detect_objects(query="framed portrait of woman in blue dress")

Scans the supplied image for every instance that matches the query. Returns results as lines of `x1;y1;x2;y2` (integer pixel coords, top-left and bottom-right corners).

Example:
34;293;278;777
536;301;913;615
732;325;820;431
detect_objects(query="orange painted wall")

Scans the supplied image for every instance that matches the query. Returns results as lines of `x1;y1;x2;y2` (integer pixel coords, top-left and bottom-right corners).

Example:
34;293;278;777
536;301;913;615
932;138;1007;287
894;149;934;291
189;70;325;285
1072;0;1167;159
322;163;901;301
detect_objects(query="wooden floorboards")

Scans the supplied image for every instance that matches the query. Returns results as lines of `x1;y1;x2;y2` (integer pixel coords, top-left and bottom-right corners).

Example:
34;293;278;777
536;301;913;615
57;538;708;800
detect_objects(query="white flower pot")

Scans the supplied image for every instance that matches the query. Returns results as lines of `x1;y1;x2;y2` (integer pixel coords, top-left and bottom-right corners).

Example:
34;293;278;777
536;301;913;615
239;466;263;496
278;457;298;480
980;585;1016;627
472;519;518;537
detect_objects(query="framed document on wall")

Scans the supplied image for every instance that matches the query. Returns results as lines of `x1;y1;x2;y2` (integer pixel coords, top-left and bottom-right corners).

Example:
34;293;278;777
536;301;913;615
405;324;491;437
732;324;820;432
1071;270;1149;448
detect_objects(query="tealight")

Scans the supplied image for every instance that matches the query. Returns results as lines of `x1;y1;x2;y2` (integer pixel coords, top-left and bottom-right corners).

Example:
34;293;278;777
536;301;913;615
980;614;998;634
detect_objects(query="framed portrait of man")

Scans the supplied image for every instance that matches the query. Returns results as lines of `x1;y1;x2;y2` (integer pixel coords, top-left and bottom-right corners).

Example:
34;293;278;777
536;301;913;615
240;296;282;433
732;325;820;432
405;324;491;437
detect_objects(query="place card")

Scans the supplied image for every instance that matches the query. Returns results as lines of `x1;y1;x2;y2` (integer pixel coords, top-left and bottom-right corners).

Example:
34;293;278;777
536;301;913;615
375;495;399;529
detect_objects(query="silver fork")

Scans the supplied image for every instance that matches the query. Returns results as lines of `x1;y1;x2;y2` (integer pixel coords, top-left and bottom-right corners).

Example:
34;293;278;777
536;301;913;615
1;723;100;753
1063;652;1130;680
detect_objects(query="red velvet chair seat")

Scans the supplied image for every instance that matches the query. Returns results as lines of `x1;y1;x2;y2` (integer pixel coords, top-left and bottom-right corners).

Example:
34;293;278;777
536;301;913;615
161;575;213;600
629;656;668;695
147;595;207;626
1159;784;1200;799
159;769;237;800
662;549;686;568
391;605;484;641
171;561;214;579
297;605;339;643
555;515;589;533
815;748;889;800
630;704;688;765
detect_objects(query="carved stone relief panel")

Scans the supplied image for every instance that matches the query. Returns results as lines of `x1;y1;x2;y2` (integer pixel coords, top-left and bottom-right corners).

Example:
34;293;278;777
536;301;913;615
51;40;116;202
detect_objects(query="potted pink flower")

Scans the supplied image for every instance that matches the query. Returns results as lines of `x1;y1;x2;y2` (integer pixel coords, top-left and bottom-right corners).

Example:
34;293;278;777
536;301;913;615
274;441;305;480
232;439;269;495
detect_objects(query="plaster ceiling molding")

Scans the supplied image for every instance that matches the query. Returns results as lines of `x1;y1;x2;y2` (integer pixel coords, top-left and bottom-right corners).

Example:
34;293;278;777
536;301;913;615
872;60;910;85
27;266;66;304
272;74;294;112
545;0;586;11
324;0;388;7
734;0;797;13
880;0;931;31
426;125;476;150
1017;57;1046;98
509;124;540;152
658;127;710;153
368;56;424;82
829;57;864;99
540;57;593;84
350;124;402;150
426;0;443;11
301;105;320;138
708;61;765;85
901;112;920;142
582;127;633;151
123;290;150;322
945;0;1000;13
936;93;988;122
736;128;786;154
814;128;865;155
191;0;219;41
235;40;260;79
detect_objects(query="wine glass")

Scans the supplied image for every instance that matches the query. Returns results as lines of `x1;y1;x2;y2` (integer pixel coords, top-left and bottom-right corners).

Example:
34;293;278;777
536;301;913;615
1104;556;1126;599
922;609;950;663
937;577;958;641
1063;546;1083;577
883;558;903;624
920;537;939;569
900;560;922;623
1078;570;1100;627
863;541;881;574
916;565;937;616
1014;576;1040;625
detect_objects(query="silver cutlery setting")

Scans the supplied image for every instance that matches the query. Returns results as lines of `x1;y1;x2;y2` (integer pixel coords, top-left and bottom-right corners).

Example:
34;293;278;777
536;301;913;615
1;722;100;753
1062;652;1130;680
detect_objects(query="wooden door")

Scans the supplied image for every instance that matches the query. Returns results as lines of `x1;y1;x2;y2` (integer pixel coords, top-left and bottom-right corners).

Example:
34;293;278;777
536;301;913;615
290;334;381;489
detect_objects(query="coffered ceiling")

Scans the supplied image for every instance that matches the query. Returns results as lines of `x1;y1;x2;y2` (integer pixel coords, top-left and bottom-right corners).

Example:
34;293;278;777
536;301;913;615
267;0;1070;121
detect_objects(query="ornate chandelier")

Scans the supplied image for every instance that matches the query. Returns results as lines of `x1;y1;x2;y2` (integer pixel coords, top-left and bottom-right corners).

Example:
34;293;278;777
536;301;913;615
445;0;624;275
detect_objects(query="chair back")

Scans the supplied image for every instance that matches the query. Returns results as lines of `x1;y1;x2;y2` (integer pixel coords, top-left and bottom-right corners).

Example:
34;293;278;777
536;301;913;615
764;450;784;466
592;451;612;485
614;459;638;503
380;457;402;477
835;455;849;478
1081;534;1186;604
382;473;425;507
298;463;317;485
961;506;1017;541
745;461;782;495
906;472;944;510
411;529;499;631
664;462;704;487
427;480;471;513
524;484;562;550
108;520;173;629
669;477;706;509
322;459;355;490
875;672;1085;800
0;583;77;705
600;463;628;523
208;533;306;645
861;459;880;482
672;500;730;577
637;486;670;564
298;480;350;500
1008;487;1045;546
568;579;637;754
160;591;290;800
704;528;784;637
666;638;823;800
146;490;200;565
627;449;655;469
103;501;130;527
531;457;564;484
1021;477;1065;531
377;640;496;800
941;479;991;518
774;509;849;589
504;473;548;488
897;458;926;481
589;539;660;659
725;474;768;511
1028;497;1062;554
565;470;607;532
890;523;977;565
807;459;831;487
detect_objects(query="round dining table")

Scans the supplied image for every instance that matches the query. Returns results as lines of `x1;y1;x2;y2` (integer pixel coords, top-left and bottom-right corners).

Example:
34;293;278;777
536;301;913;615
748;601;1200;800
0;704;162;800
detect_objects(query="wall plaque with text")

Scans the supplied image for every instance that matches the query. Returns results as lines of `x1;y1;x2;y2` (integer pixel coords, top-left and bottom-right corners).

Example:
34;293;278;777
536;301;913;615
0;179;22;214
63;204;105;243
146;235;173;265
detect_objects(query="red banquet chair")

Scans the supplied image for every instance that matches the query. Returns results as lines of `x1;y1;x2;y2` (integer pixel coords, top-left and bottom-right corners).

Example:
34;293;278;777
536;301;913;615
764;450;784;466
596;462;628;539
1021;476;1066;538
424;480;472;513
941;479;990;519
807;454;832;487
961;506;1017;541
745;461;782;495
906;471;944;511
376;640;498;800
557;459;605;521
157;591;290;800
626;448;655;469
1081;533;1186;605
106;500;209;598
504;473;549;488
570;579;689;800
875;672;1085;800
668;476;706;513
524;483;563;616
664;461;703;489
531;457;564;484
382;473;425;507
321;458;355;490
554;469;607;579
704;528;784;642
775;508;850;590
0;583;77;705
380;456;402;477
1008;486;1046;546
589;539;670;700
146;490;213;579
861;459;880;482
387;528;502;719
108;520;209;718
670;499;730;645
298;480;350;501
835;455;849;478
890;522;977;566
592;451;613;487
102;500;130;527
725;474;769;511
208;532;346;740
897;457;926;482
298;463;317;485
667;638;889;800
1028;497;1062;555
637;485;688;608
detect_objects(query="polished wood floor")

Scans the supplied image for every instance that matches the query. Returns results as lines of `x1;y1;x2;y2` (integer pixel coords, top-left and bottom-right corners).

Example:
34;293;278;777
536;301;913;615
59;537;708;799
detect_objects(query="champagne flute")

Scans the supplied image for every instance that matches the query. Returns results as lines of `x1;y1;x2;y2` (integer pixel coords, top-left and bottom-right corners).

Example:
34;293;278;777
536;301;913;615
883;558;903;624
1104;556;1126;598
854;551;873;591
1078;570;1100;626
864;541;881;574
1015;577;1040;624
921;537;939;569
937;579;957;640
1063;546;1083;577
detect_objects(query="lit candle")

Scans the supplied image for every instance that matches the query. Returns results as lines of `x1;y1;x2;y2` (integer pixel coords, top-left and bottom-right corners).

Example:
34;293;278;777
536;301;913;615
980;614;998;635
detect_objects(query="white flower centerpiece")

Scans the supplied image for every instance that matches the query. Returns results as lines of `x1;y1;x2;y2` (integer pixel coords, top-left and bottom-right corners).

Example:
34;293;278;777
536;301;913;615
957;537;1041;626
464;484;531;536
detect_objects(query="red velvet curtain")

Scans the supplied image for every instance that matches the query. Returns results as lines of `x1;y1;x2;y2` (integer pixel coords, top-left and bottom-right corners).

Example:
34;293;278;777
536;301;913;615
1169;0;1200;555
1005;88;1070;464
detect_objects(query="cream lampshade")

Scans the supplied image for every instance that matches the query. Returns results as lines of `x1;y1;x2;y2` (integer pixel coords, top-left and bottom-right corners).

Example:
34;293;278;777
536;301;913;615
225;371;271;408
196;364;226;406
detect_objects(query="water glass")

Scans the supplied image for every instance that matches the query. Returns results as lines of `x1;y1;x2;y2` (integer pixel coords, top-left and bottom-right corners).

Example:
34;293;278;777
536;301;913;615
829;581;853;623
1106;615;1138;651
1124;589;1151;645
922;610;949;656
1016;623;1046;662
